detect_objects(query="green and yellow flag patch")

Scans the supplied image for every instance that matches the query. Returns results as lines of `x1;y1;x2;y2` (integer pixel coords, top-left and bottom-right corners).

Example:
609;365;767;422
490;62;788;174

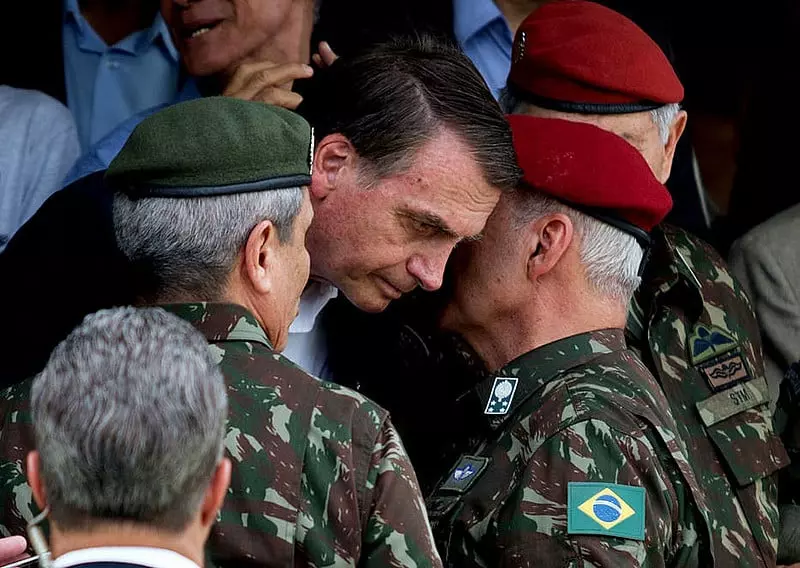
567;482;645;541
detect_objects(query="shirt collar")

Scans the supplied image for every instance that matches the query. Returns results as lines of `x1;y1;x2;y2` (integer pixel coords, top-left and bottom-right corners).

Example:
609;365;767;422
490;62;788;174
452;0;506;45
626;226;705;342
289;281;338;334
54;546;200;568
477;329;627;430
139;13;179;61
63;0;178;61
161;302;273;349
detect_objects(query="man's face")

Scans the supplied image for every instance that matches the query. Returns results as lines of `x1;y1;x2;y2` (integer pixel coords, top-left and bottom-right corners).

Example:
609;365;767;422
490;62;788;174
440;194;526;333
522;106;669;181
270;188;313;350
307;130;502;313
161;0;294;76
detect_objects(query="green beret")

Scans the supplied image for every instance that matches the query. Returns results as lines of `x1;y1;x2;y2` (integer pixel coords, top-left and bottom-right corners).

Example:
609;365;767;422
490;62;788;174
106;97;313;197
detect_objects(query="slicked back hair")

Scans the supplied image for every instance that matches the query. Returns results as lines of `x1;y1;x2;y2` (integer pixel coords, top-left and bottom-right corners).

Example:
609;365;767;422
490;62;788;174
299;36;522;191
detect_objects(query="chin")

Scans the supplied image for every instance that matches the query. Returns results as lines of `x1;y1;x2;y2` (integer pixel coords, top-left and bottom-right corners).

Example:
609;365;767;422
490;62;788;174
182;51;235;78
346;291;391;314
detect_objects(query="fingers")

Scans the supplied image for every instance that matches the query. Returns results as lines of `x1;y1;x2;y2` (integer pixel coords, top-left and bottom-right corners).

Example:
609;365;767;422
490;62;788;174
0;536;27;562
313;41;339;68
224;62;313;103
251;87;304;110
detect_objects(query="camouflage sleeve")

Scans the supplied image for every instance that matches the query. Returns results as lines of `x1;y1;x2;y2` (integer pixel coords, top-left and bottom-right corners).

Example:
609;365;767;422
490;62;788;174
359;416;443;568
495;419;699;567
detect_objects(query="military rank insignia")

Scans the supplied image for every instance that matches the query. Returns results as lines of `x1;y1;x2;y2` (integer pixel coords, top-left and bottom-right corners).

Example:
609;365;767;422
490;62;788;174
484;377;519;415
513;31;527;64
688;324;751;392
567;483;645;540
439;455;490;493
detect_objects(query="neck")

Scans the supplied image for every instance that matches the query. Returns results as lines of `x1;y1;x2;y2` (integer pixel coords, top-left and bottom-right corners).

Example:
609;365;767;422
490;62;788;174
494;0;542;35
460;287;627;372
79;0;158;45
50;523;201;566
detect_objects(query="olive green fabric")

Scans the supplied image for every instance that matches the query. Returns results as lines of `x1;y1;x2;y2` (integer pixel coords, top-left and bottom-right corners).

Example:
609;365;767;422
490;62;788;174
106;97;312;197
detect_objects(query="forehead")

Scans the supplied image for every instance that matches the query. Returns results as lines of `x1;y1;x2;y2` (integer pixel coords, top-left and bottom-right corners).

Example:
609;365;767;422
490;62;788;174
387;130;502;237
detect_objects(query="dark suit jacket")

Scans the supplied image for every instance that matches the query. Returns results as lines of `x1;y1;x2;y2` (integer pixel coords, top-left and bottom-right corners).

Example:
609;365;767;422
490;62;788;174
0;172;135;385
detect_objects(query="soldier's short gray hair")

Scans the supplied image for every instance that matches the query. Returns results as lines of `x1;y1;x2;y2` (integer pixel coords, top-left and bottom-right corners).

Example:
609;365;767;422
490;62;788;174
31;307;228;532
513;192;643;303
113;187;304;301
499;87;680;145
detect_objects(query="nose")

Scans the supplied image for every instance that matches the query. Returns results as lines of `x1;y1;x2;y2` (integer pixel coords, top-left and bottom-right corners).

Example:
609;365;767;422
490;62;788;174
407;245;453;292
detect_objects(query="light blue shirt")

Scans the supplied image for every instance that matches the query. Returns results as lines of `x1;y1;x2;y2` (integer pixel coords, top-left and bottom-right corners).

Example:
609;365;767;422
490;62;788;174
62;0;180;150
453;0;513;99
0;86;80;251
63;79;200;186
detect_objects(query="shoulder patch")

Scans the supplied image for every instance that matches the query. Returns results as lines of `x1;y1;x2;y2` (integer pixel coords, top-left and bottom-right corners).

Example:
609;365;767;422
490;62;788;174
439;456;490;494
688;324;737;365
567;482;645;541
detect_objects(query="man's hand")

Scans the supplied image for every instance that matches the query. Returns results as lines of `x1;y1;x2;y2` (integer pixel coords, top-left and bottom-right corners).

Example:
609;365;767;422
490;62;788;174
0;536;27;564
312;41;338;68
223;61;313;110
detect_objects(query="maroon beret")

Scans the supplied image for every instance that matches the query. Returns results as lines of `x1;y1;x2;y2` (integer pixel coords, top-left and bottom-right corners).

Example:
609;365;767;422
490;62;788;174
508;114;672;238
508;0;684;114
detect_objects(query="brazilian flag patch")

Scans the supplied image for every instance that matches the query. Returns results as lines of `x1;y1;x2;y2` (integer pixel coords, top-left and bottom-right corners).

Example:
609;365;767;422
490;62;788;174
567;482;645;541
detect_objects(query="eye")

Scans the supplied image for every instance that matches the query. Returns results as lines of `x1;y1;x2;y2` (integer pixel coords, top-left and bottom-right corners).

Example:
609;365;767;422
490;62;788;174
410;218;437;237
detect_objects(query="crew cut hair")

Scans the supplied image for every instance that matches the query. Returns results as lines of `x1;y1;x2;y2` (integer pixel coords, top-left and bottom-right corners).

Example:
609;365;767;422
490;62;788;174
32;307;228;532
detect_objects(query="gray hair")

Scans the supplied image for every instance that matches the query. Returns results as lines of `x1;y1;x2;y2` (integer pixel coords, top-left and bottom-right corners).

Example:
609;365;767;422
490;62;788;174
499;87;680;145
650;103;680;144
31;307;228;532
113;187;304;301
513;192;643;304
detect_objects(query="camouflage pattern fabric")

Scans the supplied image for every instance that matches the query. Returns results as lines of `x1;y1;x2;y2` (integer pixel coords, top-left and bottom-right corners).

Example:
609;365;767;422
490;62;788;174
626;224;788;567
427;329;713;567
0;302;442;568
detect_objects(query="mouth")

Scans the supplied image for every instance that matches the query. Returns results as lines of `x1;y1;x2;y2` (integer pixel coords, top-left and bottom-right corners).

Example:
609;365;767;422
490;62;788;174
375;276;417;300
179;20;223;42
375;276;404;300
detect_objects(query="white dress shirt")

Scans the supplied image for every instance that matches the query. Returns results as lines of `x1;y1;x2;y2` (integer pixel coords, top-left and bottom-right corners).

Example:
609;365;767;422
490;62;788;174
54;546;199;568
282;280;338;379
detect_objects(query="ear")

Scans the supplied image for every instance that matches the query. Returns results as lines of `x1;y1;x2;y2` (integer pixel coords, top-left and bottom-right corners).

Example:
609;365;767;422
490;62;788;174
526;214;574;281
26;451;47;511
200;458;232;528
243;219;280;295
310;133;356;202
659;110;688;182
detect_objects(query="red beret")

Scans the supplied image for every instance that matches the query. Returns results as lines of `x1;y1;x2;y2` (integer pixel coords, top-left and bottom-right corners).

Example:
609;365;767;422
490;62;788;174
508;114;672;237
508;0;684;113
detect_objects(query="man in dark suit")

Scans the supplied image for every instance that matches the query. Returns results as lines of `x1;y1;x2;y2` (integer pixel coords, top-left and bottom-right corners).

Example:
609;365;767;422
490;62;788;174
20;307;231;568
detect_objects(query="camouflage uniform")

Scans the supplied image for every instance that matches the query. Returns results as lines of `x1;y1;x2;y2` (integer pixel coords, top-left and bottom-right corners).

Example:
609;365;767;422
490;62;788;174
427;329;713;567
0;302;442;568
626;225;788;566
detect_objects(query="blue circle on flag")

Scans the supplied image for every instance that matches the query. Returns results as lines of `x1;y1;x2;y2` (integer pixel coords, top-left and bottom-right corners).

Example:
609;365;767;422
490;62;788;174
593;495;622;522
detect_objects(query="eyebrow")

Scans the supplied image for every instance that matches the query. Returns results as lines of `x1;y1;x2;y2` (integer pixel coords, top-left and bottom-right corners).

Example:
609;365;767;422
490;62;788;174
401;209;463;240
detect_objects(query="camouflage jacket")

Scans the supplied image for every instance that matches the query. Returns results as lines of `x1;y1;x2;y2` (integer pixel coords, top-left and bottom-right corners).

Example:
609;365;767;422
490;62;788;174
0;302;442;568
627;224;788;567
427;329;713;567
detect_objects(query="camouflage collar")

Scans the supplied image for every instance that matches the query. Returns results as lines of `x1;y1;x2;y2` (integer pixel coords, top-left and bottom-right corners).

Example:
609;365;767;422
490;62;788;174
478;329;626;430
160;302;273;348
626;225;705;343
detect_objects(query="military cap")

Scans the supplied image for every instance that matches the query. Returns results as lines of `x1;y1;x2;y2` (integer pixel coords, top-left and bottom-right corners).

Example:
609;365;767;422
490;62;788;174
508;114;672;242
508;0;684;114
106;97;313;197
